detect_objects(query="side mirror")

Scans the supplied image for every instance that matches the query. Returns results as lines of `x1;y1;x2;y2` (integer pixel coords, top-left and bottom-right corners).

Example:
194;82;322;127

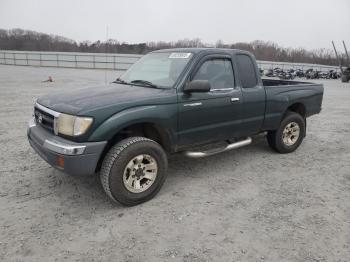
184;80;211;93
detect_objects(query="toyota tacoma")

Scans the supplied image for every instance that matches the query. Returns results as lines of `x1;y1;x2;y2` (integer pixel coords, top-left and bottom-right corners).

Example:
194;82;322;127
27;48;324;206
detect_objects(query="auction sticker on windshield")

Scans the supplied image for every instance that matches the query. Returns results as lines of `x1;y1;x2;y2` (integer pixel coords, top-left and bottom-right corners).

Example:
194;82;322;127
169;53;192;59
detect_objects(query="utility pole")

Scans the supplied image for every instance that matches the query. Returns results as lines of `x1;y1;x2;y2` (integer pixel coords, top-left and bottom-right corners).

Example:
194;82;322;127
332;41;343;74
105;26;109;85
342;41;349;65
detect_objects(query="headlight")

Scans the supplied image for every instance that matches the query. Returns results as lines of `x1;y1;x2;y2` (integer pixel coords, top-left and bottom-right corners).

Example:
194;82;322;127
56;114;93;136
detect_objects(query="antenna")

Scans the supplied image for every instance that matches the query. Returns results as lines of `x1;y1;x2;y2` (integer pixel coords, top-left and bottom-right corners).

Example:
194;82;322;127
105;25;109;85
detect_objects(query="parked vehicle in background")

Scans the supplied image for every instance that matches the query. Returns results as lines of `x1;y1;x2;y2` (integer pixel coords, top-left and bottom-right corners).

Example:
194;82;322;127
27;48;324;206
259;68;264;76
341;68;350;82
328;70;340;79
318;71;329;79
296;69;305;78
265;69;274;77
263;67;340;80
278;69;295;80
305;69;318;79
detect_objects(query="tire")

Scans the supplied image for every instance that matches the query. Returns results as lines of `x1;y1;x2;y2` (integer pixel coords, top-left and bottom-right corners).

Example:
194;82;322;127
100;137;168;206
267;112;306;154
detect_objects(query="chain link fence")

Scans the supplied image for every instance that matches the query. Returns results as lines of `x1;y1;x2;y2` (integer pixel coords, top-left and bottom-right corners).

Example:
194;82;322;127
0;50;341;72
0;50;141;71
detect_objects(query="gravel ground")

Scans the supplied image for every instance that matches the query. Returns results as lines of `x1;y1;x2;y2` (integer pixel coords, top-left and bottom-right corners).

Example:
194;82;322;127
0;65;349;262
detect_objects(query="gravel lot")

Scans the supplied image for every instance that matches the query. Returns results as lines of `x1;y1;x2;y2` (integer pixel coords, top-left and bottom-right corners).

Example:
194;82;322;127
0;65;349;262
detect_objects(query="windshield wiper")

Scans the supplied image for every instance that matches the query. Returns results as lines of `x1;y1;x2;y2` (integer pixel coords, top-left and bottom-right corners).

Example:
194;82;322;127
130;80;159;89
113;78;129;85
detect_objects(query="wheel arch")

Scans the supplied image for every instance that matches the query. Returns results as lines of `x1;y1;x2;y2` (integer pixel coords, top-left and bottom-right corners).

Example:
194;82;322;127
286;102;306;118
282;102;307;137
95;121;174;173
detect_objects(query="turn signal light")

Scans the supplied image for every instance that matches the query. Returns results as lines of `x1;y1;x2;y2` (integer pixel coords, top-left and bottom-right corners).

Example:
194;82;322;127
57;156;65;168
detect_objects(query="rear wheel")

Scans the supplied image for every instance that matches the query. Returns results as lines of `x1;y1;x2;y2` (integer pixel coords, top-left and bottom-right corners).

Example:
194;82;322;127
100;137;168;206
267;112;306;154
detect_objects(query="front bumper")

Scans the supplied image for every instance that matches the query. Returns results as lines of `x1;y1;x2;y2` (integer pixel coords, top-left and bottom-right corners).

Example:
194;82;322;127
27;118;107;176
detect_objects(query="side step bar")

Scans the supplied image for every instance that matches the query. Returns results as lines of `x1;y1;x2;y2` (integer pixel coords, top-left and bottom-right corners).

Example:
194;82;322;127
183;137;252;158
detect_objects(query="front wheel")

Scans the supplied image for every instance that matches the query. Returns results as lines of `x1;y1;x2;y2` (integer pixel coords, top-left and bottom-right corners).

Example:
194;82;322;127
100;137;168;206
267;112;306;154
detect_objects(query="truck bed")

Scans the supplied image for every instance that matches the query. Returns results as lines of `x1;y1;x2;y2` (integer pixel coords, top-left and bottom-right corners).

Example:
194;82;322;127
261;78;324;131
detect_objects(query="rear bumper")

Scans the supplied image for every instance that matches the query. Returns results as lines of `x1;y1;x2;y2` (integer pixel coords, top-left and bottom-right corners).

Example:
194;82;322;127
27;118;107;176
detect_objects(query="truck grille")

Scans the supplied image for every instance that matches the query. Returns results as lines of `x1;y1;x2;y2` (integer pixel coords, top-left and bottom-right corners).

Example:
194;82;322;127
34;104;57;133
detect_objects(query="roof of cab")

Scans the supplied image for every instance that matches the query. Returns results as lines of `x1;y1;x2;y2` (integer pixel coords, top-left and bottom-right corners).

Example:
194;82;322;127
152;48;252;56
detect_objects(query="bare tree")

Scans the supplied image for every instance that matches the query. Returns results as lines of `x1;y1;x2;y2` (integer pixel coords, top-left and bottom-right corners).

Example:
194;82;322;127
0;28;343;66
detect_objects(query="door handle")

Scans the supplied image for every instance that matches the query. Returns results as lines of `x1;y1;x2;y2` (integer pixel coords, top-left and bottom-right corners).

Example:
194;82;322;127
183;102;202;107
230;97;240;102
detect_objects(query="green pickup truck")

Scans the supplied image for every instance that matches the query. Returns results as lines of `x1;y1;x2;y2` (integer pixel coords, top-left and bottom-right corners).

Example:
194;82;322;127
28;48;324;205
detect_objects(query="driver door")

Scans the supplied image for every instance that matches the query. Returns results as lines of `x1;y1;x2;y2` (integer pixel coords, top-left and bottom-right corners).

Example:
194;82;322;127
177;55;243;147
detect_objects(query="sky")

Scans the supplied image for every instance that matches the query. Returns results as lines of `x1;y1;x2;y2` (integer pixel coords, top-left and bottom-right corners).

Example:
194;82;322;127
0;0;349;50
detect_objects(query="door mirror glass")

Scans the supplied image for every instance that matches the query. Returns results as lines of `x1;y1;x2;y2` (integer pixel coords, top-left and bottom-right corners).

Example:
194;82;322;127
184;80;211;93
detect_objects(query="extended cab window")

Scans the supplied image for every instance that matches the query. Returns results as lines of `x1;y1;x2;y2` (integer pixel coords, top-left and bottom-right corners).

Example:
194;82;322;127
236;54;258;88
193;58;235;89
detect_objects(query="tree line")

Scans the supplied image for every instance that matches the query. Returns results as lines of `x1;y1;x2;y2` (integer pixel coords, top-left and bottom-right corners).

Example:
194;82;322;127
0;28;344;66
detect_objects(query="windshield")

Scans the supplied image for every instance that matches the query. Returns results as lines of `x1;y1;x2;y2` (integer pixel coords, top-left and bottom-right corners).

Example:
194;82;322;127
119;52;193;88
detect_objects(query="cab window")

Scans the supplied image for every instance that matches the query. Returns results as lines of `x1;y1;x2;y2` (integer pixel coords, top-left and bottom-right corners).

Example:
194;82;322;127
193;58;235;89
236;54;258;88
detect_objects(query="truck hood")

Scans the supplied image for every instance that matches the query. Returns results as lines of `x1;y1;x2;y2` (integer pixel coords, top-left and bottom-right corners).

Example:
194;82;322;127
37;83;176;115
